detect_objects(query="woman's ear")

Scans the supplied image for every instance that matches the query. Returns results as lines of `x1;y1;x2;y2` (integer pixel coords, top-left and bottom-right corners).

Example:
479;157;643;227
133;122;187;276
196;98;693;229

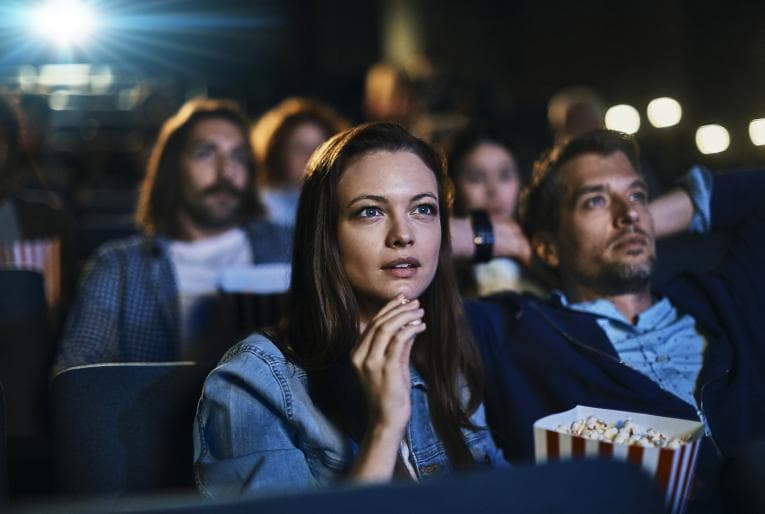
532;232;560;269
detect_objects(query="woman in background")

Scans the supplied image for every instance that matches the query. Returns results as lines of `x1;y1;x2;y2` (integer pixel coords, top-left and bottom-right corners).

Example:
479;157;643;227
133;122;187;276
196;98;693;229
194;122;505;498
446;127;543;297
251;97;348;226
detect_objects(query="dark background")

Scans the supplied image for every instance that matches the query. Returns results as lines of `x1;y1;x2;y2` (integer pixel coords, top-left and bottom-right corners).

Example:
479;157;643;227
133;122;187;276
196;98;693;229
1;0;763;180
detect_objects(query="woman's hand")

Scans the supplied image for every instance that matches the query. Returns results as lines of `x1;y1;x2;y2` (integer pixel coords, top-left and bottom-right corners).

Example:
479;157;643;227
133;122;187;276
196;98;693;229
348;295;426;482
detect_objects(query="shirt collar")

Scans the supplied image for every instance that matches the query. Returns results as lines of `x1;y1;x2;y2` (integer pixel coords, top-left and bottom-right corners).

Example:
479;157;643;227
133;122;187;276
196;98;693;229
553;290;675;330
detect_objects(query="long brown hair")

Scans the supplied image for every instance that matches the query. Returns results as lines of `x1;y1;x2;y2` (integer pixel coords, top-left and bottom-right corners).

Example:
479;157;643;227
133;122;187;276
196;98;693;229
280;122;483;469
251;97;349;188
135;97;264;237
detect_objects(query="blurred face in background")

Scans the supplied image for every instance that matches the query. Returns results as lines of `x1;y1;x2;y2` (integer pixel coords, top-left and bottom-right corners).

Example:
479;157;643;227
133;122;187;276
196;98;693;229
282;121;329;186
178;118;249;239
455;142;520;221
337;150;441;319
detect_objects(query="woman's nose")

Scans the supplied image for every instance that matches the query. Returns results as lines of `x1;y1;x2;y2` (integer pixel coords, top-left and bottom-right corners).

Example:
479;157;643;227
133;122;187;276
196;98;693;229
386;215;415;247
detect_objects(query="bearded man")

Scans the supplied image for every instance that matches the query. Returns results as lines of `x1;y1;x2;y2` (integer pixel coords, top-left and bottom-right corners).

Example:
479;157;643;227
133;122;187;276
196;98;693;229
55;98;292;372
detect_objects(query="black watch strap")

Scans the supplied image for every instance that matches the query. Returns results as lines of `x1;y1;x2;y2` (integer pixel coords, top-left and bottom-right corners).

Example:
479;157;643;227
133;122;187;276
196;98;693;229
469;210;495;263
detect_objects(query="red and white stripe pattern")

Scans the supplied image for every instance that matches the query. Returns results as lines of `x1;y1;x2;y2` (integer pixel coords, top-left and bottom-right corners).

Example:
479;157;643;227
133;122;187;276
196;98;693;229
534;406;704;514
0;238;61;306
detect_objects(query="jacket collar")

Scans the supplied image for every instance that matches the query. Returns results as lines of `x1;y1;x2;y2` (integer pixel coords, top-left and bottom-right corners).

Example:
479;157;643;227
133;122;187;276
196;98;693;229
410;366;427;389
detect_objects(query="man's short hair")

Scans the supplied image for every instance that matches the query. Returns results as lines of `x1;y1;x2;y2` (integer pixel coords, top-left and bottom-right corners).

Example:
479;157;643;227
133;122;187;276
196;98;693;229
135;97;264;237
519;129;641;240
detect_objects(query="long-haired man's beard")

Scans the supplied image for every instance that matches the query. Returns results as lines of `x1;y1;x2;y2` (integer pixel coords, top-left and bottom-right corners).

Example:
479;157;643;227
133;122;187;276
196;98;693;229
181;179;246;230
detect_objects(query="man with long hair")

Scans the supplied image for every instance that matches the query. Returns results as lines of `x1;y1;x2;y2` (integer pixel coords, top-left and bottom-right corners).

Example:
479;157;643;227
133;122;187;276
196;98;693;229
54;98;292;373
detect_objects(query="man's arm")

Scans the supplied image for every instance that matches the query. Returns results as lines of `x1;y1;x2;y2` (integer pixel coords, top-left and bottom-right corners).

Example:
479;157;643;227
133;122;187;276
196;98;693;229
649;188;696;239
53;247;124;375
649;166;713;239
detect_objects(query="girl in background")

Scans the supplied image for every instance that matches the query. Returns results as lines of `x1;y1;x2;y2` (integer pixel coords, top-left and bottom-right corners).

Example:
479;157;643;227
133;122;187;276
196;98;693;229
251;97;348;226
446;127;543;297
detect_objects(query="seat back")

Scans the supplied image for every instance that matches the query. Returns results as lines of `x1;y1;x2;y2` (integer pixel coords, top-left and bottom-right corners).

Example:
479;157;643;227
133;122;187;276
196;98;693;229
218;264;291;337
50;362;213;496
18;459;665;514
0;269;52;438
0;381;7;500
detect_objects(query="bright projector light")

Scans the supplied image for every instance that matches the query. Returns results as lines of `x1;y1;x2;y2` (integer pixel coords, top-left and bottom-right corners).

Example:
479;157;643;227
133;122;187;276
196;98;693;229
30;0;97;48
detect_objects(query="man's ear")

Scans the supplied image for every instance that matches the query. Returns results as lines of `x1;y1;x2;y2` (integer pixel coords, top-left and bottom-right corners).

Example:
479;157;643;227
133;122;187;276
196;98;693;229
532;232;560;269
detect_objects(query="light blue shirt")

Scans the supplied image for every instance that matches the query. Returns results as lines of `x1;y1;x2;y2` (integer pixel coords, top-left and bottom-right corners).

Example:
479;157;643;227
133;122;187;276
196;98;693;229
557;294;706;408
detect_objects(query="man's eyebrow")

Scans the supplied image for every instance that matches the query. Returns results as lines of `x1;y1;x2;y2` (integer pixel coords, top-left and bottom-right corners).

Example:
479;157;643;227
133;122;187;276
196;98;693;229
629;179;648;191
187;139;214;147
571;179;649;204
571;184;606;204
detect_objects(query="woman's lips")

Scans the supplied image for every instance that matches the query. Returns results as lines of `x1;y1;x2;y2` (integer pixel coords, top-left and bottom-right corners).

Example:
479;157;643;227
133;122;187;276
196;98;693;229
382;257;421;278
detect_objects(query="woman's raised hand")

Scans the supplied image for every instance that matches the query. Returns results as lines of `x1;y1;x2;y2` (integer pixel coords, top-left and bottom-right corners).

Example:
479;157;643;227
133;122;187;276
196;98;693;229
348;294;426;482
352;294;425;434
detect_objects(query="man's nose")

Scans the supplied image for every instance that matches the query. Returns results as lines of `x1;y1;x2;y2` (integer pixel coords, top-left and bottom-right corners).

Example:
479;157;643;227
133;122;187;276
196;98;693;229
216;153;238;180
613;196;639;226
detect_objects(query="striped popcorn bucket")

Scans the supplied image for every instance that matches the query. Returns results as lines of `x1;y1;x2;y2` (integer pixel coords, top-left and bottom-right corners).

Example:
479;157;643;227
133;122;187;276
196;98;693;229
534;406;704;514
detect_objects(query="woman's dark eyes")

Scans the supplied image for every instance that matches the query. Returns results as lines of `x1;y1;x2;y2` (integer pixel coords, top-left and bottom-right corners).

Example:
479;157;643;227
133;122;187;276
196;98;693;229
357;206;383;218
414;204;437;216
354;204;437;218
464;171;484;183
498;168;518;181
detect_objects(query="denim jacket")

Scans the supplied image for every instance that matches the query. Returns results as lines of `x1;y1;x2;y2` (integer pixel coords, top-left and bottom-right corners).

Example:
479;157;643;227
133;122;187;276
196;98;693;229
193;333;506;498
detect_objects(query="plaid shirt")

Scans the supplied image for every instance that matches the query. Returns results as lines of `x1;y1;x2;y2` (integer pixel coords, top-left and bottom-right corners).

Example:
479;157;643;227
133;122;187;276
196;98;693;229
54;220;292;374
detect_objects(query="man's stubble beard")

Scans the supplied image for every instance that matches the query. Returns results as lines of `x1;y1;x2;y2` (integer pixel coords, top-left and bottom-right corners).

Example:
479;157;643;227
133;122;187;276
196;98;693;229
576;254;656;297
179;181;246;232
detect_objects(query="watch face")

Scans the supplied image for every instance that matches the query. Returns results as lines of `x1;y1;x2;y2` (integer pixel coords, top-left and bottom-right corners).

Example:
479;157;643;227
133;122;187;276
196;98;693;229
470;211;495;263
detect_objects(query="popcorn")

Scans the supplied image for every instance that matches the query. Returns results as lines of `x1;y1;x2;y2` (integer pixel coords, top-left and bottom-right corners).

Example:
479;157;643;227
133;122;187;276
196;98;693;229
556;415;686;449
534;406;705;514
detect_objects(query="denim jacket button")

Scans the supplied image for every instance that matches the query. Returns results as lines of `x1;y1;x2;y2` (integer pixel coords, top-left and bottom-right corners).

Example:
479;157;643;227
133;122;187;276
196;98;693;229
421;463;439;475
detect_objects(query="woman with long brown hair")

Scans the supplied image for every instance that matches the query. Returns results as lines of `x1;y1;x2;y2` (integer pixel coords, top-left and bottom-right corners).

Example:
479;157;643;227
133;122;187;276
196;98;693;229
251;97;348;226
194;122;505;498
